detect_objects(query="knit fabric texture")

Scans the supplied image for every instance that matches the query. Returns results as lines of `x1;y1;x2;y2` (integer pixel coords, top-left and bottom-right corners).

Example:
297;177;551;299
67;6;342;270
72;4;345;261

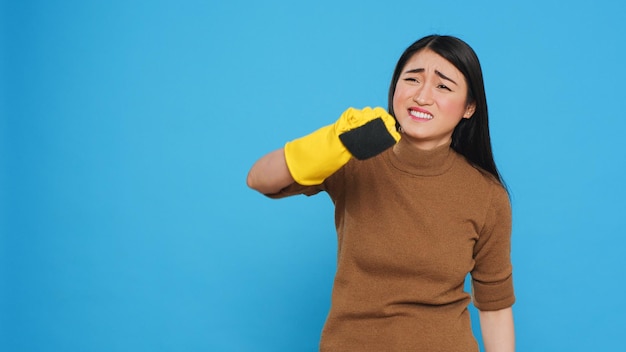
270;137;515;351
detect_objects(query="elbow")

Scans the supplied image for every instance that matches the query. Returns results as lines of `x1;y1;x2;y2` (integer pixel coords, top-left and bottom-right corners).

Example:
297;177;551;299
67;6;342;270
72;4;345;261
246;168;275;195
246;169;259;191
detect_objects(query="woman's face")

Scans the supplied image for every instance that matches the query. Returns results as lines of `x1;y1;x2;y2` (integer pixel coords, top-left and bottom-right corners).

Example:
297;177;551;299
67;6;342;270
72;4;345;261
392;49;475;150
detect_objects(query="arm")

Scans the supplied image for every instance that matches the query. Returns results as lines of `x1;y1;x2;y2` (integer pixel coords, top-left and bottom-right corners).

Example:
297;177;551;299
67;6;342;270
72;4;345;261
473;186;515;351
246;107;400;194
478;307;515;352
246;148;294;195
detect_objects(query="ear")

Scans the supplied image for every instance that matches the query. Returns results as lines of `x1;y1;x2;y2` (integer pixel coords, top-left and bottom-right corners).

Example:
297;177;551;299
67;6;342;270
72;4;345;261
463;102;476;119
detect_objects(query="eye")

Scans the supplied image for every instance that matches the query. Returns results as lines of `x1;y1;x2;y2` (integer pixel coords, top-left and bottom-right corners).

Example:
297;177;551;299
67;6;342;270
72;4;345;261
437;84;451;91
403;77;419;83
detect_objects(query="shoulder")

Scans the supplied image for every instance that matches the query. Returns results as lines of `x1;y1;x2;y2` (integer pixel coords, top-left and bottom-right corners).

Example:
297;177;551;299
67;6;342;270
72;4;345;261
455;153;506;190
323;152;390;199
451;153;510;210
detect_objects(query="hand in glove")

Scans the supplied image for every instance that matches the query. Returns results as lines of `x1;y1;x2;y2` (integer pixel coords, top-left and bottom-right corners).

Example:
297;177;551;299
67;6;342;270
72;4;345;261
284;107;400;185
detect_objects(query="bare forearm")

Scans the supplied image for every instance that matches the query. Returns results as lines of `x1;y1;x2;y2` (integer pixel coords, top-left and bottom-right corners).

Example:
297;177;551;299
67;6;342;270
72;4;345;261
479;307;515;352
247;148;295;195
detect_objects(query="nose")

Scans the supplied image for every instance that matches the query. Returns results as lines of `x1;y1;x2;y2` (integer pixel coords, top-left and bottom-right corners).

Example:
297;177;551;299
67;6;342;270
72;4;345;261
413;86;433;105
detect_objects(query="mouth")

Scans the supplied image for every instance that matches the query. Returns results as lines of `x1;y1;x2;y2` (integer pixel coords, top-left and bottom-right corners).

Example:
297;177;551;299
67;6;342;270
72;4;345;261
409;108;433;121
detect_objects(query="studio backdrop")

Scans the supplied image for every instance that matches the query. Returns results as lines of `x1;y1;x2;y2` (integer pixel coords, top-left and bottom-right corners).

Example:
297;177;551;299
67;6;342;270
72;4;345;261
2;0;625;351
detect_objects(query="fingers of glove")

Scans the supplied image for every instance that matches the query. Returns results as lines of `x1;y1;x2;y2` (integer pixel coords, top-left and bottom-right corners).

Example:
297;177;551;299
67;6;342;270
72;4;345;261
338;107;375;131
372;107;401;142
343;106;400;142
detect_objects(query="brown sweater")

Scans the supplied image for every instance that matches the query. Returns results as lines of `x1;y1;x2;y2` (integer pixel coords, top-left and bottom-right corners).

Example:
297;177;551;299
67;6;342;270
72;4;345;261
271;138;515;351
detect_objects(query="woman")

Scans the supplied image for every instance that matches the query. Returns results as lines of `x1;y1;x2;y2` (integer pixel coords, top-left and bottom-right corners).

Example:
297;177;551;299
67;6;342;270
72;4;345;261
247;35;515;352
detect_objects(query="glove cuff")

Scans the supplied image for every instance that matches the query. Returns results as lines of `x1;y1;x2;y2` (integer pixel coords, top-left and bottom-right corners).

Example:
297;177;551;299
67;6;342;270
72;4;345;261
284;124;351;186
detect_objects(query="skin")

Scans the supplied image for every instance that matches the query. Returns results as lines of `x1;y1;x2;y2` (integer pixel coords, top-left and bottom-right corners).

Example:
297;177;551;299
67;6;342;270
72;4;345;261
246;148;292;195
247;48;515;351
480;307;516;352
392;48;476;150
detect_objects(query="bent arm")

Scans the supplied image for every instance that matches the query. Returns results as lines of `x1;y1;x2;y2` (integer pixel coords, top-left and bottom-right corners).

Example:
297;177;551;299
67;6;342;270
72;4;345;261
479;307;515;352
246;148;295;195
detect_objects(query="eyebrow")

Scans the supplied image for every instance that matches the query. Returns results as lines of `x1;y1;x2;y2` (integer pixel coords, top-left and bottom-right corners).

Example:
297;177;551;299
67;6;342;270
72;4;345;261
404;68;458;86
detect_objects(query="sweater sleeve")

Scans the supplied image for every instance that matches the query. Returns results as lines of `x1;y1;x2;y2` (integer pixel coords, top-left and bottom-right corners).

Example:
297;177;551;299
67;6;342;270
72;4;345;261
471;184;515;311
265;182;323;199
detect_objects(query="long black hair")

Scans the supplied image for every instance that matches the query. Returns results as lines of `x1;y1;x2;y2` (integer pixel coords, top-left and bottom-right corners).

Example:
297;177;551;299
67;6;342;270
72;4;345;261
388;35;505;186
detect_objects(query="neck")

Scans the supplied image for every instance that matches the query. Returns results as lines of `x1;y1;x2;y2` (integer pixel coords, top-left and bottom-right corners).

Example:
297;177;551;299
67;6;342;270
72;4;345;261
399;134;453;151
389;137;457;176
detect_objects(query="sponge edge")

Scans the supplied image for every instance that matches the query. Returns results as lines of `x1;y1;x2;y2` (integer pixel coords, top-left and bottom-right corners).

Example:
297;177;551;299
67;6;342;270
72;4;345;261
338;117;398;160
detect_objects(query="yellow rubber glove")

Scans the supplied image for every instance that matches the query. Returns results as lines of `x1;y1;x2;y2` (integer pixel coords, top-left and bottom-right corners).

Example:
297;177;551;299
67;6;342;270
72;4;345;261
284;107;401;185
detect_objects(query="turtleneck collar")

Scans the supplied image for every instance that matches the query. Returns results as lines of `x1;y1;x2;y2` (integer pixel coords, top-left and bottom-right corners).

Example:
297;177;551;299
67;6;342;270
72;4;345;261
387;137;457;176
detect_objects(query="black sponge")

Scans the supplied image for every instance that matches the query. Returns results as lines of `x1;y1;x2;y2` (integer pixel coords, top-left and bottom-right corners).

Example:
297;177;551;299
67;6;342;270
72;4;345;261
338;117;397;160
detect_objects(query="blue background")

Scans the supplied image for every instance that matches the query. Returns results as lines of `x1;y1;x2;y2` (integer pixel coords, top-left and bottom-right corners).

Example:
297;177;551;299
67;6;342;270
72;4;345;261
2;0;625;351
